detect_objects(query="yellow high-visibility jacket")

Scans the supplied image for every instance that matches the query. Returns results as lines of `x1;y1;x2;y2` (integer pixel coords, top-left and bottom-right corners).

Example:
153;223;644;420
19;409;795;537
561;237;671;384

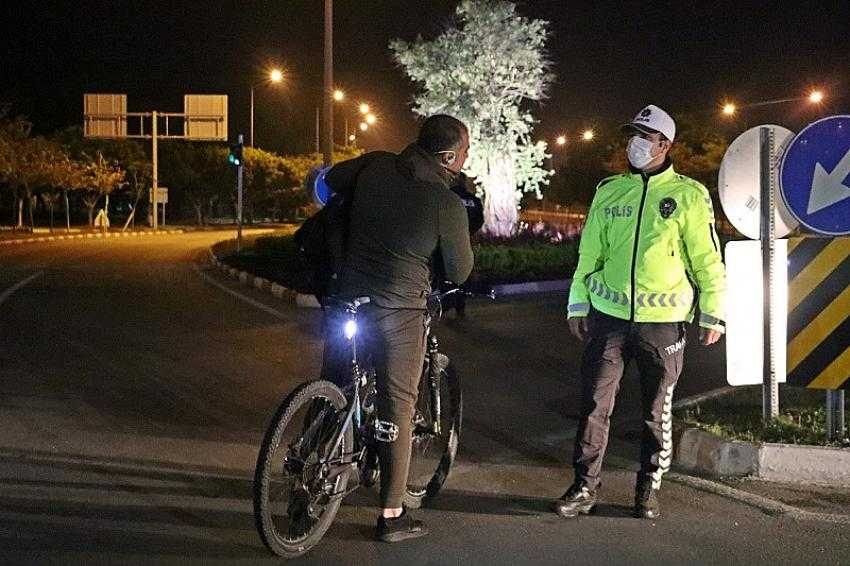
567;162;726;332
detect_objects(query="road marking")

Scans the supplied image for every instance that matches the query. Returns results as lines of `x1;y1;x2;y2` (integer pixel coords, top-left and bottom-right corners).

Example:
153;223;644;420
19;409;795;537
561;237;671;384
192;264;289;321
0;271;43;307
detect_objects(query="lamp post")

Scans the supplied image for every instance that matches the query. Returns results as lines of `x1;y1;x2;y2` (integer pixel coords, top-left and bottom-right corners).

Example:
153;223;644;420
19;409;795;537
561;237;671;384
250;68;284;148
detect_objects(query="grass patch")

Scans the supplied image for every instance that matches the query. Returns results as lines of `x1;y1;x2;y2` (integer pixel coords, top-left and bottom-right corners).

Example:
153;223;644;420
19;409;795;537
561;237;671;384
677;386;849;447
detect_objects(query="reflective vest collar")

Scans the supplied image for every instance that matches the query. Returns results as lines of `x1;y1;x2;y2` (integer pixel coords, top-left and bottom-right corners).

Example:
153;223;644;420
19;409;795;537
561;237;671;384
627;159;676;187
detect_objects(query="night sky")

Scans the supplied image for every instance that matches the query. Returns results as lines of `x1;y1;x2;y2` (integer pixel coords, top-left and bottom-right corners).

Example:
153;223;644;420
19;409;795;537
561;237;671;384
2;1;848;153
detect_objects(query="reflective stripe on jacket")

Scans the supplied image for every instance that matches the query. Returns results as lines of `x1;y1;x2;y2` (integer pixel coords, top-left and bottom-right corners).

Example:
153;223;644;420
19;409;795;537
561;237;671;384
567;162;726;331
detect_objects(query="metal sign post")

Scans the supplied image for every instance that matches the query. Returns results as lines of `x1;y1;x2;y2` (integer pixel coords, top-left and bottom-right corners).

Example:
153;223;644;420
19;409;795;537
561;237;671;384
236;133;244;254
760;127;779;420
826;390;846;442
151;111;158;231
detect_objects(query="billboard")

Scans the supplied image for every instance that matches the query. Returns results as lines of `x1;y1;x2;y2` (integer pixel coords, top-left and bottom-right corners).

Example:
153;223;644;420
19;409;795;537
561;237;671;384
184;95;228;140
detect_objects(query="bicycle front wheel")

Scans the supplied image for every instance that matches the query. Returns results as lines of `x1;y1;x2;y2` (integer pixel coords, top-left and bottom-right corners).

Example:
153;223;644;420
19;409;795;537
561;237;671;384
253;380;353;559
404;360;462;509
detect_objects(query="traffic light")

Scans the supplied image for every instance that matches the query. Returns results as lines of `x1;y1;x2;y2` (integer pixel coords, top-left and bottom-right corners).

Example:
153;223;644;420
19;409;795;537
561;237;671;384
228;141;243;167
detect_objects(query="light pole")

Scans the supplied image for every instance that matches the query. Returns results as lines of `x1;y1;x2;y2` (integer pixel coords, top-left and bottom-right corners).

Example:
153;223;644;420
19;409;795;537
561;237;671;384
322;0;334;166
250;68;284;148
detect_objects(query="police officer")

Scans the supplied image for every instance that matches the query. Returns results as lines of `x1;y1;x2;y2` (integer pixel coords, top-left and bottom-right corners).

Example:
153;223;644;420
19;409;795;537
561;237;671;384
324;115;474;541
555;105;726;520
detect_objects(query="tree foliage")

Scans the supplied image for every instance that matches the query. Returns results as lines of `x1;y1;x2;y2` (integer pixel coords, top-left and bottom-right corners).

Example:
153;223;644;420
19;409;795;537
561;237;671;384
391;0;554;235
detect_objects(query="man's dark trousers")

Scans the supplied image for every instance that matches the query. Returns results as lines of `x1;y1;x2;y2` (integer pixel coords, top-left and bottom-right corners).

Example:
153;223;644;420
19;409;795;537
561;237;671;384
573;310;686;490
322;304;427;508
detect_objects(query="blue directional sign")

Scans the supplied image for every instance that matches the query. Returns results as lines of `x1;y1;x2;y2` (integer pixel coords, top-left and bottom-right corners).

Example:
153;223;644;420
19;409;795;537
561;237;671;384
780;115;850;235
312;166;333;207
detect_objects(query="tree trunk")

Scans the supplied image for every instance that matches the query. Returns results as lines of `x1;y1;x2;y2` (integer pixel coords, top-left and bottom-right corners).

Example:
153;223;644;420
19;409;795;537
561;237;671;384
64;190;70;232
87;204;95;227
26;188;35;230
482;153;519;237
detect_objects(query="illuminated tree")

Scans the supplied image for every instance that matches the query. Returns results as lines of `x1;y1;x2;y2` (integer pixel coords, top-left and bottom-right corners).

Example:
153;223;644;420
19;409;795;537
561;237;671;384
391;0;554;236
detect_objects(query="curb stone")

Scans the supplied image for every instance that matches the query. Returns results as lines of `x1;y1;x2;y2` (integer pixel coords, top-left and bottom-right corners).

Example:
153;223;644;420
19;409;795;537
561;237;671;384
0;229;185;247
206;245;306;305
676;427;850;486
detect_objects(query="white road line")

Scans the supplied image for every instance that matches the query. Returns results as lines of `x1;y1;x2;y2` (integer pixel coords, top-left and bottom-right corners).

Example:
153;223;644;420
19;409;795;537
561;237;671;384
0;271;43;307
192;264;289;321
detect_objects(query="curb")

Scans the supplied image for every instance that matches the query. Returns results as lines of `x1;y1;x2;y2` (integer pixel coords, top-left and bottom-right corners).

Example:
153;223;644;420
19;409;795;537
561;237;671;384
492;279;570;296
672;386;850;486
675;427;850;486
205;246;321;307
0;229;185;247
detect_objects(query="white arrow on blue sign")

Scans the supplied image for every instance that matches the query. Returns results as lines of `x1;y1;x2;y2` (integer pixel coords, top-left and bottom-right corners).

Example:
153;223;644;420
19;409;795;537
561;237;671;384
780;115;850;236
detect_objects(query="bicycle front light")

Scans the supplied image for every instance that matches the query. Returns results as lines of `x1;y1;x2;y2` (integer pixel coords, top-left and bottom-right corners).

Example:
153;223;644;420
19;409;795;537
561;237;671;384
343;319;358;340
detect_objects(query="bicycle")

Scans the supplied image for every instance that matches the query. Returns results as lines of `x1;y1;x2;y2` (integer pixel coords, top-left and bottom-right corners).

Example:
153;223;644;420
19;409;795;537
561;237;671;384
253;286;488;558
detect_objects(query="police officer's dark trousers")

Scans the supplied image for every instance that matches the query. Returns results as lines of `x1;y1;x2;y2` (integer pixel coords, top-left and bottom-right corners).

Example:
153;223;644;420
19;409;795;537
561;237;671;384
573;310;686;490
323;304;427;509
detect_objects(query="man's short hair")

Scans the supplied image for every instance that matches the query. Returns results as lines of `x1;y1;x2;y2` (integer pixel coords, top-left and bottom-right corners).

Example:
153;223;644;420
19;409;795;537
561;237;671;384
417;115;468;154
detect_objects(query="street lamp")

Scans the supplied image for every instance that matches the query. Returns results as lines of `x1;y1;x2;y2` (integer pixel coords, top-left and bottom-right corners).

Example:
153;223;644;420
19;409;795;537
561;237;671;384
365;113;377;125
720;88;829;118
333;89;345;102
582;129;595;141
556;135;567;146
250;68;284;148
359;122;369;132
359;103;370;115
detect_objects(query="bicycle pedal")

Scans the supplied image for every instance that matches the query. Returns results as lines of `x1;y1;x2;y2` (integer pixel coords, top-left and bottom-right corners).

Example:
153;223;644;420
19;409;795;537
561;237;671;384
374;419;399;443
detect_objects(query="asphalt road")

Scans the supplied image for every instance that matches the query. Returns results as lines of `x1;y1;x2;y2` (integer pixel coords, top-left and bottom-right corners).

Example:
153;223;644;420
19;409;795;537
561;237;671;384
1;232;848;565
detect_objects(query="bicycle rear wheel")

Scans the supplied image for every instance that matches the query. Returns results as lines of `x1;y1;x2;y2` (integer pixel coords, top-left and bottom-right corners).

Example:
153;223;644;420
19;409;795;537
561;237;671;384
253;380;353;558
404;360;462;509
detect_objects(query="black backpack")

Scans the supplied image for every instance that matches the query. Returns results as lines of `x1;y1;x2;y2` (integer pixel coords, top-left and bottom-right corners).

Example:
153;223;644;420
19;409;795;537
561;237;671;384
293;192;349;301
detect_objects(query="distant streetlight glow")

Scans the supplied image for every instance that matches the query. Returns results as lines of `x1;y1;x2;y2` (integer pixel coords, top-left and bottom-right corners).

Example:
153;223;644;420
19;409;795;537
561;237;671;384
808;90;824;104
582;129;595;141
556;135;567;146
722;102;737;116
359;122;369;132
269;69;284;83
365;113;377;125
333;89;345;101
348;134;356;142
359;103;370;115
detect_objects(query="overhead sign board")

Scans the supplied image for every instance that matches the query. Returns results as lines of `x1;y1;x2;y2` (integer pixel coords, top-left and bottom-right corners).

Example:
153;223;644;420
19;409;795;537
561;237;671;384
83;93;127;138
184;94;228;140
780;115;850;236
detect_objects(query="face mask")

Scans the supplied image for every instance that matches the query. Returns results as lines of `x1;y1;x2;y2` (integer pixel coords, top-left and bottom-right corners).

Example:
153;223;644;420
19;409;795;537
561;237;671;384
627;136;657;169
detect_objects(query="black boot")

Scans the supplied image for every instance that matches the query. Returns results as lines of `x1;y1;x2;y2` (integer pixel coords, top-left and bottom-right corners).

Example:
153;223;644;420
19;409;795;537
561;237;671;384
554;481;598;518
634;478;661;519
376;509;428;542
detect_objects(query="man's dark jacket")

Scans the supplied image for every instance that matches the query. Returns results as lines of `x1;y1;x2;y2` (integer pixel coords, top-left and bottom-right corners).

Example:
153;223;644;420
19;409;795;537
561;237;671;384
325;144;474;309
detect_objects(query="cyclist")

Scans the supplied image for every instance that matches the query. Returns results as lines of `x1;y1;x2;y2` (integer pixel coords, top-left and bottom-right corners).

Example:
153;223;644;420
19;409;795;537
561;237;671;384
323;115;474;542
